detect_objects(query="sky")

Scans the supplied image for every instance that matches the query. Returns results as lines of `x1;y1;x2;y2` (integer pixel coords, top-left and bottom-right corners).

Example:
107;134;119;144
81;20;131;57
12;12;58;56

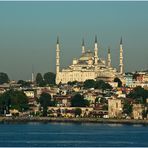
0;1;148;81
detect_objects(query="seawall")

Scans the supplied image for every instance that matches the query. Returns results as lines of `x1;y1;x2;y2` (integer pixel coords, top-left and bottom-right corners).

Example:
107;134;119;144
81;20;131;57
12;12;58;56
0;117;148;125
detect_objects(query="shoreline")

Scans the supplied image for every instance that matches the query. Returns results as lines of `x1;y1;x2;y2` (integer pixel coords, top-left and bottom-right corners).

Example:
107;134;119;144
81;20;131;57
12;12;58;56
0;117;148;125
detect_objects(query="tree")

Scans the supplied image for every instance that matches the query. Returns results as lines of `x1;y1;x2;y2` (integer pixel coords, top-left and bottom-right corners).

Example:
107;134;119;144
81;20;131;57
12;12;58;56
71;93;89;107
95;80;112;90
17;80;31;87
0;89;29;113
100;97;107;104
84;79;95;89
74;108;82;117
0;72;9;84
142;109;148;119
127;86;148;104
0;95;4;114
39;92;52;116
123;100;133;116
67;81;78;86
114;77;122;87
36;73;45;87
102;105;108;110
43;72;56;85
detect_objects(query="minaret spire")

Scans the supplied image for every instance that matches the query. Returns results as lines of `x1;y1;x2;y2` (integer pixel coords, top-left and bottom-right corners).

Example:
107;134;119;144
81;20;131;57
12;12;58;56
120;36;122;44
95;35;97;43
56;36;60;74
119;37;123;74
57;36;59;44
107;47;111;67
82;38;85;54
31;65;34;83
94;35;98;65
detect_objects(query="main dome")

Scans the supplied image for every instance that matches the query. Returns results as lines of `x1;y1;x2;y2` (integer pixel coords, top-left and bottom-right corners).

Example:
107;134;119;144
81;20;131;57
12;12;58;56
79;50;94;61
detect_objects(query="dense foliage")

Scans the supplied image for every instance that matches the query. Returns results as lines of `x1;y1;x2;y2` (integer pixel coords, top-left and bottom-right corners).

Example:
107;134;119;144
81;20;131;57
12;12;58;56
43;72;56;85
36;72;56;87
127;86;148;103
71;93;89;107
17;80;31;87
39;92;55;116
74;108;82;117
36;73;45;87
94;80;112;90
0;89;29;114
83;79;112;90
123;100;133;116
83;79;95;89
0;72;9;84
67;81;78;86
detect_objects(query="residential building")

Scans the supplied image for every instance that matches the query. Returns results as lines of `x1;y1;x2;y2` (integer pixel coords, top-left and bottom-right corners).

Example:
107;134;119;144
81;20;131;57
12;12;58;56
108;96;123;118
132;104;144;119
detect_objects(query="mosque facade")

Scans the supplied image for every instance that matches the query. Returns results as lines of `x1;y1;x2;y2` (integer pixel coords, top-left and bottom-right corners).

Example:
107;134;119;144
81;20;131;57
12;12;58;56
55;36;124;84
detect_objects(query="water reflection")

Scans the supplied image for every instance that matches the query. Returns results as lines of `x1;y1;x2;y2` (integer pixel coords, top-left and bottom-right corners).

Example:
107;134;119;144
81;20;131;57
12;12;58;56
107;123;123;127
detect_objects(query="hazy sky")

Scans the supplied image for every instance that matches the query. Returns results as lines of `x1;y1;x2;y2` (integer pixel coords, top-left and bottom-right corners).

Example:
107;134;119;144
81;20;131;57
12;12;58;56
0;1;148;81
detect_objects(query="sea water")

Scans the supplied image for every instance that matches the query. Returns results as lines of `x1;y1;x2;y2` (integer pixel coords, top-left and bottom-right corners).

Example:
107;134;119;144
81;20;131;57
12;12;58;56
0;122;147;147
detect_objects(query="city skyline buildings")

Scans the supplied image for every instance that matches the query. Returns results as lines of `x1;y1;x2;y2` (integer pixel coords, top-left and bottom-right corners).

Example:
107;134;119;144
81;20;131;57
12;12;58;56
0;1;148;81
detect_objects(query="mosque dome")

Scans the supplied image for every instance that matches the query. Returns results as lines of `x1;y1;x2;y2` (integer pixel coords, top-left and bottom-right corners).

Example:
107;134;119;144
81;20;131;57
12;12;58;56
79;50;94;61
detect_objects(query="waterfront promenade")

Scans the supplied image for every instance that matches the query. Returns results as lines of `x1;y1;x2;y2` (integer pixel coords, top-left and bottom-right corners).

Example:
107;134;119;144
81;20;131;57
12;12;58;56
0;117;148;125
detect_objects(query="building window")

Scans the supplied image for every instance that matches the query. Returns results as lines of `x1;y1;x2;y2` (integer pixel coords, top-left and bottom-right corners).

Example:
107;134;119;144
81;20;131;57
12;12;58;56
116;103;118;108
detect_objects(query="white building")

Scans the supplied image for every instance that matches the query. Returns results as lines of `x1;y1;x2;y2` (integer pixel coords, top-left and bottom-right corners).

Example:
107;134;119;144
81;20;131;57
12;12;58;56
56;36;124;84
108;97;123;118
23;89;35;98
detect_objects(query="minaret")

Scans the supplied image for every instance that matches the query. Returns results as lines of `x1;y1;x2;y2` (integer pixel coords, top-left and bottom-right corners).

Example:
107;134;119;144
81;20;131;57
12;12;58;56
31;65;34;83
82;38;85;54
31;72;34;83
56;36;60;74
107;47;111;67
94;35;98;65
119;37;123;74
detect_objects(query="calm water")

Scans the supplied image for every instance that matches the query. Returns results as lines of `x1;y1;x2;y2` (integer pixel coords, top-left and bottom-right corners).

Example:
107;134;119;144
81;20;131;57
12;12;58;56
0;122;147;147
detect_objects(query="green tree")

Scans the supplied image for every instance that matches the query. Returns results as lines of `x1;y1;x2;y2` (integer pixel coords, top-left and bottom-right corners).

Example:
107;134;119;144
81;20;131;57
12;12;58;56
0;95;4;114
0;89;29;113
39;92;52;116
71;93;89;107
0;72;9;84
83;79;95;89
74;108;82;117
102;105;108;110
67;81;78;86
43;72;56;85
127;86;148;104
95;80;112;90
36;73;45;87
17;80;31;87
100;97;107;104
114;77;122;87
142;109;148;119
123;100;133;116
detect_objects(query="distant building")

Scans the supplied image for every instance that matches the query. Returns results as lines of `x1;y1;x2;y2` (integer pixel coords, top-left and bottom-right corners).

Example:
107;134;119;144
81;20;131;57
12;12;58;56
132;104;144;120
23;89;35;98
125;73;133;87
134;72;148;83
47;107;93;117
55;36;124;84
143;74;148;82
108;96;123;118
